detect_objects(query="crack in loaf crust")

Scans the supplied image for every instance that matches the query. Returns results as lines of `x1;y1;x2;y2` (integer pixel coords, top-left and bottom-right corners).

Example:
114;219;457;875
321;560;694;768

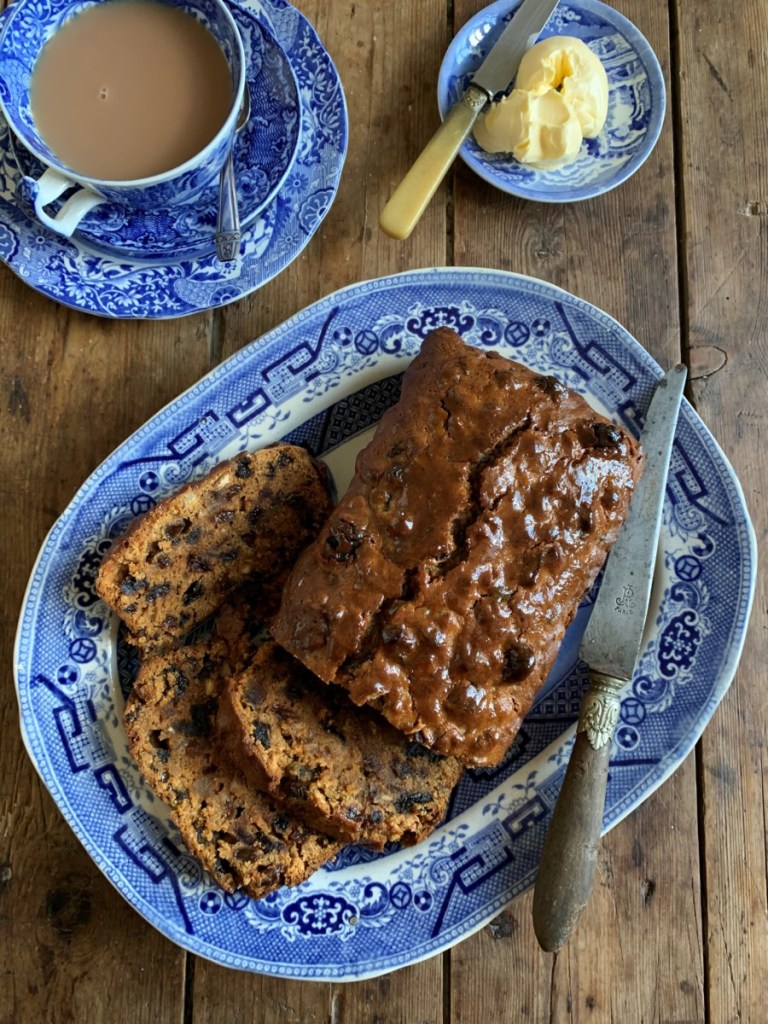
124;634;341;899
96;444;333;654
271;328;644;767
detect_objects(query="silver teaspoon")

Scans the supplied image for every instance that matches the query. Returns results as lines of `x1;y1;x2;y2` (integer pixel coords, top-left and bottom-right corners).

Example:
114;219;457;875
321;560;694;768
215;87;251;263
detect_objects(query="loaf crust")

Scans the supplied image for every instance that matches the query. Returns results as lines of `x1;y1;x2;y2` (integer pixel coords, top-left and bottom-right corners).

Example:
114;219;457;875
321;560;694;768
124;637;341;899
272;329;644;767
218;641;464;849
97;445;332;653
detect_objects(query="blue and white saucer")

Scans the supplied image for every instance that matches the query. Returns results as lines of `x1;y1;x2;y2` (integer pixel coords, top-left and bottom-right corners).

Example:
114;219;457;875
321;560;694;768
15;268;756;978
0;0;347;316
438;0;666;202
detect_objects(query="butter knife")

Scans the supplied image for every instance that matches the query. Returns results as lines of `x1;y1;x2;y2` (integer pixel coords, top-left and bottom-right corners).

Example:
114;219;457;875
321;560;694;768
380;0;559;240
532;364;688;952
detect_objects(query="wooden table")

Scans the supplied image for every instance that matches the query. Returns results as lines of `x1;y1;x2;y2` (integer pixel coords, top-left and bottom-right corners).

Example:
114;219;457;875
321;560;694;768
1;1;765;1020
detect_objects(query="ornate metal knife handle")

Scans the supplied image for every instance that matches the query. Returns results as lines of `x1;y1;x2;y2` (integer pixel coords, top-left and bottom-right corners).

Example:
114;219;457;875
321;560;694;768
578;670;624;749
531;668;623;952
532;365;687;952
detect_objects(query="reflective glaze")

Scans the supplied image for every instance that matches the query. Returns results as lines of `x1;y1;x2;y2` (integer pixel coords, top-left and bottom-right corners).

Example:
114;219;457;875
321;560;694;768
273;330;644;767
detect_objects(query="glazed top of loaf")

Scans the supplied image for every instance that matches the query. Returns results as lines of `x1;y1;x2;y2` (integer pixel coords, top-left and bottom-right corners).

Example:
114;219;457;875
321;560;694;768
272;329;643;766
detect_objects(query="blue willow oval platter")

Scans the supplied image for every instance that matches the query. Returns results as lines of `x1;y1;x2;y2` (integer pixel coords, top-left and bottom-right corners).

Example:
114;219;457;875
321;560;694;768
0;0;347;317
15;269;755;979
438;0;665;202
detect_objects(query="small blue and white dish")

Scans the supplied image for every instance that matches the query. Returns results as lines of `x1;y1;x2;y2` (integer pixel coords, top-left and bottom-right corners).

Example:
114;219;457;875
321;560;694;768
12;7;300;262
438;0;666;202
15;268;756;978
0;0;348;316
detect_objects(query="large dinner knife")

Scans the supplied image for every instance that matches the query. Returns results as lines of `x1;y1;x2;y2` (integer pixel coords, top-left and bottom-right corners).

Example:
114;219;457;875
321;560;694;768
380;0;559;240
532;363;688;952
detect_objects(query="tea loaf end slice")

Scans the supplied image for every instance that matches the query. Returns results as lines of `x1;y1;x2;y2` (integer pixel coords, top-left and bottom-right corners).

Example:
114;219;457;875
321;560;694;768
97;444;333;653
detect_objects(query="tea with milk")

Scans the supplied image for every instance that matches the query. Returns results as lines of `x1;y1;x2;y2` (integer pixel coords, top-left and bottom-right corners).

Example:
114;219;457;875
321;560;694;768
30;0;234;181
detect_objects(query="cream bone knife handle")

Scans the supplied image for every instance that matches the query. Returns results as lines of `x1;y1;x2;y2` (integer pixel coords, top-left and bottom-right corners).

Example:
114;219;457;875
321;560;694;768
380;0;560;239
379;84;488;241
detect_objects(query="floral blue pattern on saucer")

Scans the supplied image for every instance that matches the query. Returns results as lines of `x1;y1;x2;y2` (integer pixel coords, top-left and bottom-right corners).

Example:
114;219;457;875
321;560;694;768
438;0;666;202
0;0;347;316
15;269;756;979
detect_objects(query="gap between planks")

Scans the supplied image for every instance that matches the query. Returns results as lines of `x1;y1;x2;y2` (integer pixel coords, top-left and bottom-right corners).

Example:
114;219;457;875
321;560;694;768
668;0;710;1022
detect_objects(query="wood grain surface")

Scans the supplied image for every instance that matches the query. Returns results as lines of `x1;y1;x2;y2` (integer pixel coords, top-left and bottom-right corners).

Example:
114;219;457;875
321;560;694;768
0;0;764;1021
675;0;768;1021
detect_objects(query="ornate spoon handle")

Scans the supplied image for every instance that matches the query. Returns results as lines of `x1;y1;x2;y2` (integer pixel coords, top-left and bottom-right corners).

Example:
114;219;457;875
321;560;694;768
215;148;240;263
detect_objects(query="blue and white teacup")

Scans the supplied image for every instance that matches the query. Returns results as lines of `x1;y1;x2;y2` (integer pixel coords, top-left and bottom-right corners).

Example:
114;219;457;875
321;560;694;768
0;0;245;237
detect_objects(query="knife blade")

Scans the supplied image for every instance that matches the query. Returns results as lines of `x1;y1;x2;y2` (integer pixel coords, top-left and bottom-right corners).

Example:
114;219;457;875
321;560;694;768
580;364;688;681
532;363;687;953
380;0;559;241
472;0;560;97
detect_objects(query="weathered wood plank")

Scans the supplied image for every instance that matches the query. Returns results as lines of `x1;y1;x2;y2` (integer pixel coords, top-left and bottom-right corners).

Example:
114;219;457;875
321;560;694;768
0;270;212;1021
675;0;768;1019
449;1;704;1021
190;972;330;1024
192;961;443;1024
216;0;448;362
451;790;704;1024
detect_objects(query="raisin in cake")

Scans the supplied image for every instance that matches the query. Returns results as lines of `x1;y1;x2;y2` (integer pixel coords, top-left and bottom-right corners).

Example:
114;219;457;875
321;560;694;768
124;636;341;898
97;444;332;653
218;641;463;849
272;329;644;767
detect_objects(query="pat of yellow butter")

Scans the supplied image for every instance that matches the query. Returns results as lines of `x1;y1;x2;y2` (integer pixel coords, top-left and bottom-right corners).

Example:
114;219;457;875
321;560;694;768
473;36;608;169
517;36;608;138
473;87;583;167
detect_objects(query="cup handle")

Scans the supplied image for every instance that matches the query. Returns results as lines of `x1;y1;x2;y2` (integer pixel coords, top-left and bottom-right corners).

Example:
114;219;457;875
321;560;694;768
30;167;106;237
